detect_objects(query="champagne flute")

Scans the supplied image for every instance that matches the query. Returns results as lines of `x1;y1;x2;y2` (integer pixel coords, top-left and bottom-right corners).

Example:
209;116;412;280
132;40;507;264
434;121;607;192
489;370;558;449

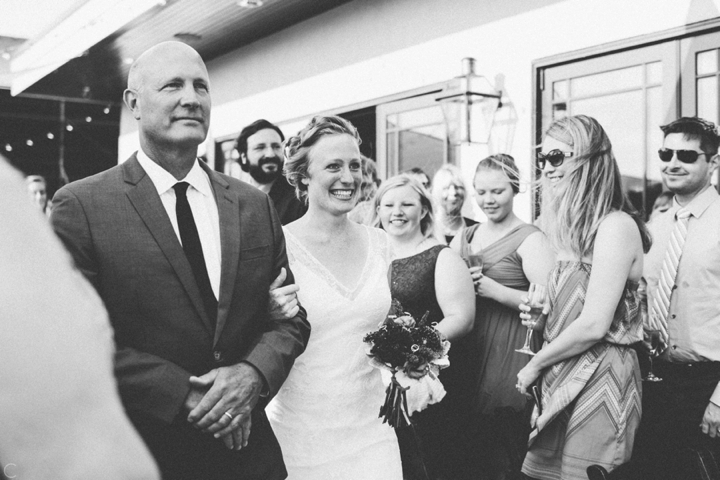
466;254;483;295
516;283;546;355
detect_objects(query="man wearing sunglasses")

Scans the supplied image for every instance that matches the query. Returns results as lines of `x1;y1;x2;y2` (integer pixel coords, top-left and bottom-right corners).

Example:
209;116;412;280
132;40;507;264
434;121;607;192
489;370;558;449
633;116;720;480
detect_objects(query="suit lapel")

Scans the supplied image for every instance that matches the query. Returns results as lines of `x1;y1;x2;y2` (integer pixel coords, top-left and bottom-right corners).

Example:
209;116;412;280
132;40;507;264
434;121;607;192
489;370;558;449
122;155;215;335
202;163;240;347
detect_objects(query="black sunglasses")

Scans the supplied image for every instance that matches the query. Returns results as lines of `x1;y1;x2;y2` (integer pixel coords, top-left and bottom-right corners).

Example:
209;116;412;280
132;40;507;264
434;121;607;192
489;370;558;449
537;149;573;169
657;148;708;164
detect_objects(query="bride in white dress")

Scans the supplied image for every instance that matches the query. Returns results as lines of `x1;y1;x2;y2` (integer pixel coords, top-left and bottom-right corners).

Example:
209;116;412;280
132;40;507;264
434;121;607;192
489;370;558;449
265;116;402;480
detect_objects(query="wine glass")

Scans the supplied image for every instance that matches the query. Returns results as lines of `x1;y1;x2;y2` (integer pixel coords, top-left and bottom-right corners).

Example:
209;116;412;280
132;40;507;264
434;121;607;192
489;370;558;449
516;283;546;355
465;254;483;271
644;327;663;382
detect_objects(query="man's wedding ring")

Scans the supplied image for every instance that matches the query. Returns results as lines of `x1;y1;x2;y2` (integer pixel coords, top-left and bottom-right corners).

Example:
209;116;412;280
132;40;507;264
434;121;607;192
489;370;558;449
224;411;234;420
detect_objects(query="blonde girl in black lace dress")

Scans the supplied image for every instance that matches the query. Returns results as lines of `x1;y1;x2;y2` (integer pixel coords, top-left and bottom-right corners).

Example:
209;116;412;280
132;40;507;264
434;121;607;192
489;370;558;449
372;174;475;480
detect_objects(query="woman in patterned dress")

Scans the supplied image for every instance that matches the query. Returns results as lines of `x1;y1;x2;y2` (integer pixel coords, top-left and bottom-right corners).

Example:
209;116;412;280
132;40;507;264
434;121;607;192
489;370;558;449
515;115;652;480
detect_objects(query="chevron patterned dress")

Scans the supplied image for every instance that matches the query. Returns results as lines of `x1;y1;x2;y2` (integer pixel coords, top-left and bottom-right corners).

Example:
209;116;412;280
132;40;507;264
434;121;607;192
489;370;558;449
522;261;643;480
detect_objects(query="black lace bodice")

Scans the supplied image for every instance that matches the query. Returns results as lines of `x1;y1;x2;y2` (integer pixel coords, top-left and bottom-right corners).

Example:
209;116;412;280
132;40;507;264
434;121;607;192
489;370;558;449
390;245;447;325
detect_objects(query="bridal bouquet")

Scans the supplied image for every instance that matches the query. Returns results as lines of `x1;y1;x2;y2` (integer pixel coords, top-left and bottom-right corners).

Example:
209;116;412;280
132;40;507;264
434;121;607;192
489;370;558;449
363;300;450;428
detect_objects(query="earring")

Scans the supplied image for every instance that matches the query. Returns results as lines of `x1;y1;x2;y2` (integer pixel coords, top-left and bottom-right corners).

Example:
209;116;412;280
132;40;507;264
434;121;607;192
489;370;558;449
301;177;309;185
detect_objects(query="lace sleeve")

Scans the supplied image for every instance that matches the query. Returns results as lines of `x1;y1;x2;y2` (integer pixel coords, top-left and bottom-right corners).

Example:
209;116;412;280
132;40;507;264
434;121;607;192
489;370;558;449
368;226;393;265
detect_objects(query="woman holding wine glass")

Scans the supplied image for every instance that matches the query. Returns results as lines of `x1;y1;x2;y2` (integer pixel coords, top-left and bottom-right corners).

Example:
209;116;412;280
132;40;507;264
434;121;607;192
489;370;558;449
449;154;554;480
516;115;652;480
372;174;475;480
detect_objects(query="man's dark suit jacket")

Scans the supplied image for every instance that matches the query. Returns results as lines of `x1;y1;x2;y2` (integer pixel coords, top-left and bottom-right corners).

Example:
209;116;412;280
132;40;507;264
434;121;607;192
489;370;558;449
268;176;307;226
51;154;311;480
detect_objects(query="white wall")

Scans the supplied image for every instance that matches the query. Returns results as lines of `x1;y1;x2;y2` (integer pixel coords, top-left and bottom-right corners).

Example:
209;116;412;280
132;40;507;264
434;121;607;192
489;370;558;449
119;0;720;220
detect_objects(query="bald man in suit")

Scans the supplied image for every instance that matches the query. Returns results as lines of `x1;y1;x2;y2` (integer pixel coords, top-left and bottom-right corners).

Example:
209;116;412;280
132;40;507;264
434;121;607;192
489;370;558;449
51;42;310;480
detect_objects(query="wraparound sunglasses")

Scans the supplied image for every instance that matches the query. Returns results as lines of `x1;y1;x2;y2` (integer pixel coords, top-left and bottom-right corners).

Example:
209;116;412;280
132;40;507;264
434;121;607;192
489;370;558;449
657;148;708;164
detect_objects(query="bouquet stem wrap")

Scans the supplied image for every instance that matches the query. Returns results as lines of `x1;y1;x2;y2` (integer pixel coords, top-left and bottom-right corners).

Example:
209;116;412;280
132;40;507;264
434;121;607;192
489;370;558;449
379;372;411;428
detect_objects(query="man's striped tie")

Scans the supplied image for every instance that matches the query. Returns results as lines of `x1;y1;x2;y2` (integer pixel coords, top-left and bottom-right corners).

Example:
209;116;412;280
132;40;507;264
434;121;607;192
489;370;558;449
648;207;691;353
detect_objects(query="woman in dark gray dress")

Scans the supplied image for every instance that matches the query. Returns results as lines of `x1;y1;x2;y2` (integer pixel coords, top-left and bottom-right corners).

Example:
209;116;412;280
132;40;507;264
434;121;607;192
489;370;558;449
373;174;475;480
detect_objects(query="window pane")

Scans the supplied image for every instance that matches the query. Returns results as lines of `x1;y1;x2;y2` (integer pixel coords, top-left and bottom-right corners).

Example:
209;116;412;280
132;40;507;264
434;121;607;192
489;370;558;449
387;114;398;130
646;61;662;85
553;102;567;119
398;130;445;174
572;90;645;180
394;106;444;129
571;65;643;98
697;76;719;125
697;49;718;75
410;124;445;140
386;131;397;171
553;80;568;101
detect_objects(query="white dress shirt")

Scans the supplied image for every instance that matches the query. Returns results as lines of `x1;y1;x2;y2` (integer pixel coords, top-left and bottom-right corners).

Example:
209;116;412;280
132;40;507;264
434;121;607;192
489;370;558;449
644;185;720;404
137;150;221;299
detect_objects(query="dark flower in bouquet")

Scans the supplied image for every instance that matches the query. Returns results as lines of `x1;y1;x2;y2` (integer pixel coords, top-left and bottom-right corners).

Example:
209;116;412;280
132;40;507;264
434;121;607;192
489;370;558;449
363;299;450;428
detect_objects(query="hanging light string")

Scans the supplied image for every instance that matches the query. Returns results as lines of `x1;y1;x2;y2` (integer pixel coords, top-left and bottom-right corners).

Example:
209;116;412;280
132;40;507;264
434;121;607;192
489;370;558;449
1;103;114;155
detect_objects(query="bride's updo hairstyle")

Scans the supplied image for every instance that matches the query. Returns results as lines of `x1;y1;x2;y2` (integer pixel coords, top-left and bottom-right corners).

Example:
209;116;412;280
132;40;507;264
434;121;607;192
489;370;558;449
283;115;361;203
541;114;650;258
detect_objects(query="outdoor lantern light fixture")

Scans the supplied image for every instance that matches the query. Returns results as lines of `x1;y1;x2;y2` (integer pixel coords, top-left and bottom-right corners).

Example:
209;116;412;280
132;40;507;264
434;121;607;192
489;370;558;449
437;57;502;145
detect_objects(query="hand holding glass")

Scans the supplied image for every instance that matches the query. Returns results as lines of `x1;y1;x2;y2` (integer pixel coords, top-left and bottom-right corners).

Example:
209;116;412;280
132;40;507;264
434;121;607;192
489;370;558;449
643;323;663;382
516;283;546;355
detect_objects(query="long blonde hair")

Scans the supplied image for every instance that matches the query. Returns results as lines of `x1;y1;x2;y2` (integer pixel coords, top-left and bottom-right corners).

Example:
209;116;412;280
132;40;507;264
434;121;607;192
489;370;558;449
541;115;651;258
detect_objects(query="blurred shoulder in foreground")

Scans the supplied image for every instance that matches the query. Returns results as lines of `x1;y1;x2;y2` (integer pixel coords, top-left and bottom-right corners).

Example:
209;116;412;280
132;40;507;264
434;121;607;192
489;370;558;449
0;157;159;480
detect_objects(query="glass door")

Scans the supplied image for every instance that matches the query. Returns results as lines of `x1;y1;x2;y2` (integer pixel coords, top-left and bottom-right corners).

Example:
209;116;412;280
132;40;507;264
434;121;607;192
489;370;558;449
540;43;678;217
681;31;720;189
376;93;451;181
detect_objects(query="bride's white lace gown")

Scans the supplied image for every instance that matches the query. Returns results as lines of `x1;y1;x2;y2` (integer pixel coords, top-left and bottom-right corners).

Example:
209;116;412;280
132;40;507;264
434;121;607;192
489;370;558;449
266;226;403;480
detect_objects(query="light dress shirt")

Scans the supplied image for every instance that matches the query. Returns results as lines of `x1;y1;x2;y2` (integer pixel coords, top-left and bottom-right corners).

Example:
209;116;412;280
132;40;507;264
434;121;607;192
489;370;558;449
644;185;720;405
137;150;221;299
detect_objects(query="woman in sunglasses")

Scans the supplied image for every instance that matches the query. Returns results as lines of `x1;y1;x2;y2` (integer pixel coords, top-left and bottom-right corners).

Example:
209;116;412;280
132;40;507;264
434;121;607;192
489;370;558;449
516;115;652;480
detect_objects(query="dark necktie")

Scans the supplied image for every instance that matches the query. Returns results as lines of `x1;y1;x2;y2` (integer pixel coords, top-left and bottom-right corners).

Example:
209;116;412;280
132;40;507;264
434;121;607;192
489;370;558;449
173;182;217;323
